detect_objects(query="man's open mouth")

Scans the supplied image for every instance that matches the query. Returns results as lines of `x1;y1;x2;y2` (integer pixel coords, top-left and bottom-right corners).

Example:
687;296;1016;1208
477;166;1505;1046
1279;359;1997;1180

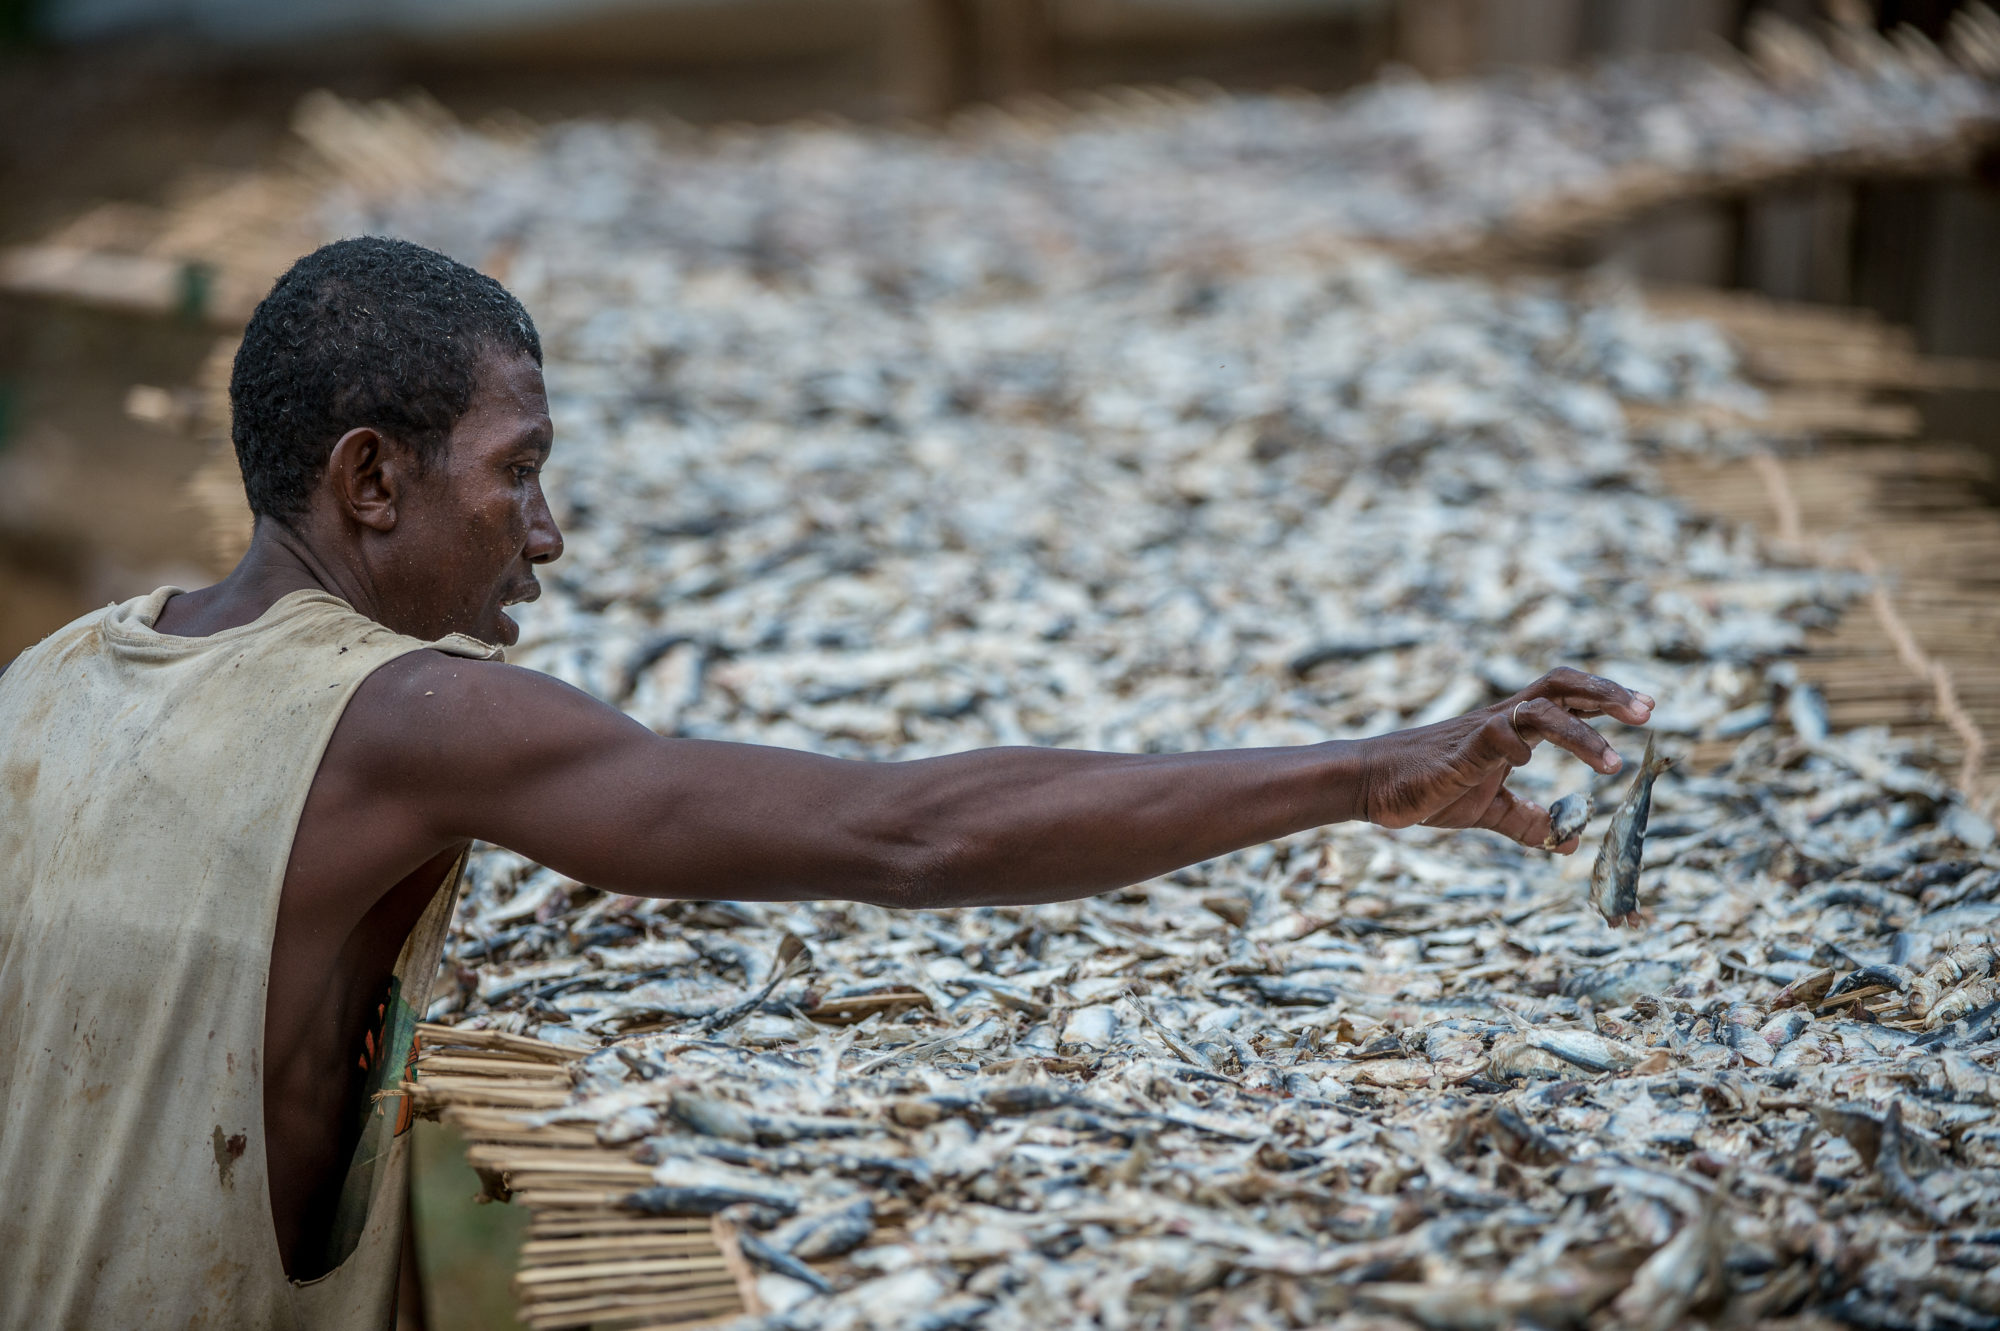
501;582;540;608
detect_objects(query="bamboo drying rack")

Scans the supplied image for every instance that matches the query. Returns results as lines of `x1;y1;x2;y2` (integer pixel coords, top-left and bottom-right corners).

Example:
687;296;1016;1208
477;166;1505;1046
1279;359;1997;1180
402;1024;758;1330
5;36;1995;1324
399;300;2000;1330
1638;285;2000;809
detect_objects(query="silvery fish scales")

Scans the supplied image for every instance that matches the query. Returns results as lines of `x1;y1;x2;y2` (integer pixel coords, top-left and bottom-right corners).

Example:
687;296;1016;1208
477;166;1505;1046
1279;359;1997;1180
1588;736;1672;927
1544;792;1593;849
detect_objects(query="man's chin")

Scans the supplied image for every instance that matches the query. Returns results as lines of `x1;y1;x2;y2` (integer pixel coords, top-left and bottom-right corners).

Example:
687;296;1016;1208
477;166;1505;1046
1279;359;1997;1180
488;609;521;647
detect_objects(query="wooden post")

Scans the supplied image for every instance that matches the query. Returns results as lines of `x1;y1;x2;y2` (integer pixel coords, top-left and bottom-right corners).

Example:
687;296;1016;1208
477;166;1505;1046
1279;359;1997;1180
1583;0;1740;55
1477;0;1586;68
1742;180;1857;305
1395;0;1481;77
883;0;1052;117
972;0;1054;102
883;0;969;118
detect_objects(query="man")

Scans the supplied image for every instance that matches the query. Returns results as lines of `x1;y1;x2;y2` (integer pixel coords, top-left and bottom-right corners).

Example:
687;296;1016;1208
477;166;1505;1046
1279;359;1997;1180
0;237;1652;1329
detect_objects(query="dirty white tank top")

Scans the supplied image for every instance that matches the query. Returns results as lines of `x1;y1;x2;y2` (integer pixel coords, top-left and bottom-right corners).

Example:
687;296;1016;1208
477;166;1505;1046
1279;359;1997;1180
0;587;501;1330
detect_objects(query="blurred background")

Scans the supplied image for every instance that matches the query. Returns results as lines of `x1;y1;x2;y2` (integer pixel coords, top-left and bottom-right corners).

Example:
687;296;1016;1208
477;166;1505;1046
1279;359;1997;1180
3;0;1997;665
1;1;1995;1326
5;1;1998;658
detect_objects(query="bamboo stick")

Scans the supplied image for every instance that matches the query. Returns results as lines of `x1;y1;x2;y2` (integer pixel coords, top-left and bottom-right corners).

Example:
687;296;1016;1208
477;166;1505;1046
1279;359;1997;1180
522;1235;723;1261
442;1105;539;1126
1745;346;2000;391
529;1216;713;1237
512;1188;633;1207
446;1131;600;1150
412;1072;572;1092
476;1162;652;1184
418;1054;574;1080
1624;398;1922;439
529;1209;711;1226
515;1254;732;1285
524;1302;742;1330
409;1084;570;1109
466;1147;650;1175
505;1175;653;1196
709;1214;767;1317
442;1116;597;1147
486;1172;655;1194
519;1285;743;1324
417;1023;583;1063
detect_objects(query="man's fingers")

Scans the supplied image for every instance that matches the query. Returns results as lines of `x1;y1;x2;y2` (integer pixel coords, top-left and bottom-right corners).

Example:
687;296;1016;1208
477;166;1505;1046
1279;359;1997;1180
1480;709;1535;768
1525;667;1654;727
1480;786;1551;849
1513;697;1623;775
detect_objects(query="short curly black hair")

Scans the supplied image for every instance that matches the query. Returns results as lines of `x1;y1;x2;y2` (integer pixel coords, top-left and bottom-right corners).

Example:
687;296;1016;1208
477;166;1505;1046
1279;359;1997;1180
230;236;542;524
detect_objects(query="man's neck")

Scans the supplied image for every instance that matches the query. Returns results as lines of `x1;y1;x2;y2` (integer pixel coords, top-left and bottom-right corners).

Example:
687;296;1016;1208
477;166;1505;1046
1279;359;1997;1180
154;521;372;639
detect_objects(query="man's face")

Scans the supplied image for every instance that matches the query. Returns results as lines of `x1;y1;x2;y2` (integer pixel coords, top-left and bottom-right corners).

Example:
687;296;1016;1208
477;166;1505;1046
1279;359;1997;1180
389;350;561;647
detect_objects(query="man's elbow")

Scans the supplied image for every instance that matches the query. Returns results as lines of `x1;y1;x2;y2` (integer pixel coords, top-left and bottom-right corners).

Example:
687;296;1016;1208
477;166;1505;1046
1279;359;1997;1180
852;828;968;912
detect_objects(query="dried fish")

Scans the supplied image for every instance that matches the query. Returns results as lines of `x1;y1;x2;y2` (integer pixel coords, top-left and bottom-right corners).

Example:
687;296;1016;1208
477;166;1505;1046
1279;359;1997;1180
1358;1269;1623;1329
667;1092;873;1145
1543;792;1593;850
768;1197;876;1262
1608;1191;1727;1331
1877;1101;1948;1228
623;1181;799;1218
340;31;2000;1331
322;20;2000;291
1517;1022;1647;1075
1588;736;1674;927
735;1227;835;1294
1788;682;1832;743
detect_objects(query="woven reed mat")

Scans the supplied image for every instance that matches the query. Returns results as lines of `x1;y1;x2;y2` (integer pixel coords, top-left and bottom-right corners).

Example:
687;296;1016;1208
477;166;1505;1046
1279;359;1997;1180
1641;287;2000;811
404;1024;755;1330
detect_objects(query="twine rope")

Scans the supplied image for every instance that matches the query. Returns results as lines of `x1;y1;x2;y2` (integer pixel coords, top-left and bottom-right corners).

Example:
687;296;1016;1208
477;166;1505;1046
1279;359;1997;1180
1752;448;1989;808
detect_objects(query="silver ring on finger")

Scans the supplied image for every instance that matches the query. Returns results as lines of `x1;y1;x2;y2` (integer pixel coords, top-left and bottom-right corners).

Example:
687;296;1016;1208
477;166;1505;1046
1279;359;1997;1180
1511;700;1527;740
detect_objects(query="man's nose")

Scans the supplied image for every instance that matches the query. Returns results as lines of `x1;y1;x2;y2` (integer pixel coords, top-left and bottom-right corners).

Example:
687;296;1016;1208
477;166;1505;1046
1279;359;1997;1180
527;495;564;565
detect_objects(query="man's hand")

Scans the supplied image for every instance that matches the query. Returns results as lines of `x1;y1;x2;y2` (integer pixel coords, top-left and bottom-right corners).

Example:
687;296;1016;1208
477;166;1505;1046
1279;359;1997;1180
1358;667;1654;853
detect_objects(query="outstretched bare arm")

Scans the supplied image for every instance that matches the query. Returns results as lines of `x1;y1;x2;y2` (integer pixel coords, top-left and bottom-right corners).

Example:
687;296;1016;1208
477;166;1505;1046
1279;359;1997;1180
323;655;1652;911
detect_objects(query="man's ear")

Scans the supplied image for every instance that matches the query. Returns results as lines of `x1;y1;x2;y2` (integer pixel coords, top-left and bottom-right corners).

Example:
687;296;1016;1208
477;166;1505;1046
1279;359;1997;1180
326;427;411;533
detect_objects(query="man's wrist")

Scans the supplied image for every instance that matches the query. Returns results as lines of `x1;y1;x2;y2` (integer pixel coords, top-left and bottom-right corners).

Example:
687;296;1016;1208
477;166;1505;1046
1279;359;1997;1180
1305;736;1374;828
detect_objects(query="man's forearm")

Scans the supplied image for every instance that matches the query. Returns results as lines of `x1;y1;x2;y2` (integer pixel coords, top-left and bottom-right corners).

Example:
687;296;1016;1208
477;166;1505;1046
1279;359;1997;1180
415;658;1643;907
848;741;1371;910
411;658;1374;908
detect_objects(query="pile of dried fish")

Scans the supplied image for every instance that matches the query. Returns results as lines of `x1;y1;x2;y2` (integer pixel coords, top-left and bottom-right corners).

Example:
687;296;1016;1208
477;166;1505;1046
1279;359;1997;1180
335;30;2000;1331
330;13;2000;289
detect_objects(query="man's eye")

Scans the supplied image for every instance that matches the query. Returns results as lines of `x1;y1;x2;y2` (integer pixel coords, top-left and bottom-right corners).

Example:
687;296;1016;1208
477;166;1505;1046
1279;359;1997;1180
513;465;540;481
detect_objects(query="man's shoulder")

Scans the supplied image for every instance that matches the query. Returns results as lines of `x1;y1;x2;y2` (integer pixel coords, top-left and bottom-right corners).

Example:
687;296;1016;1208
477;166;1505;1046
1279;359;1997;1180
339;650;616;765
0;600;122;698
323;647;651;828
346;647;521;730
321;650;521;798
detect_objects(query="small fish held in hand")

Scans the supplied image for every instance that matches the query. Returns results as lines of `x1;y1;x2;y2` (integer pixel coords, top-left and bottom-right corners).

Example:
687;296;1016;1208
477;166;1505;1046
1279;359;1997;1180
1588;735;1672;927
1542;791;1593;850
